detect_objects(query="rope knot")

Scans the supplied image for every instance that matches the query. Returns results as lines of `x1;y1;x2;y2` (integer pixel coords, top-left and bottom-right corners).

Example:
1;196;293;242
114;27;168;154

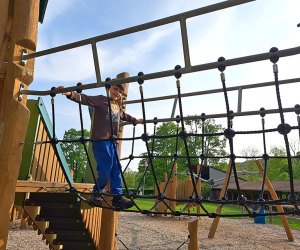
174;65;182;79
269;47;279;63
217;57;226;72
224;128;235;139
277;123;291;135
137;72;144;85
141;133;149;142
179;130;188;140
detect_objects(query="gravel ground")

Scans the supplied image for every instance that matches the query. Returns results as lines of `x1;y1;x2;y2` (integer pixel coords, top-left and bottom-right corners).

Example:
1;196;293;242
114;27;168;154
7;213;300;250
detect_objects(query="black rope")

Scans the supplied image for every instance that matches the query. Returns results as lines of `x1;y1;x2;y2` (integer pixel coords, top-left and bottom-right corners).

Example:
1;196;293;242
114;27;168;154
31;122;298;145
115;233;129;250
75;83;100;192
296;104;300;146
269;48;295;196
162;123;179;194
259;108;268;200
122;125;136;174
137;72;161;195
176;237;189;250
174;65;199;198
49;88;74;188
217;57;242;199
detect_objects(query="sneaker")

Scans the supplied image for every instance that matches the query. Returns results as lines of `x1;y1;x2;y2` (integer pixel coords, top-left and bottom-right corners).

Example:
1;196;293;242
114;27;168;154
112;196;134;209
90;193;103;206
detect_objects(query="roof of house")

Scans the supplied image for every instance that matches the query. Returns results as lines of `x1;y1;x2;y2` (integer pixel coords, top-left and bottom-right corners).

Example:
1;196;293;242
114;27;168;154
213;180;300;192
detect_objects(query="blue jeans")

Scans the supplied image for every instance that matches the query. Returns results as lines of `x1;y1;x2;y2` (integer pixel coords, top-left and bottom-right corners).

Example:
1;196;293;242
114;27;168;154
92;141;122;195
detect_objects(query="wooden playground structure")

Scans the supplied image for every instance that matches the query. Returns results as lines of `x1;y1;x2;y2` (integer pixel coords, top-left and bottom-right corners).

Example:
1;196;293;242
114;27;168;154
0;0;298;249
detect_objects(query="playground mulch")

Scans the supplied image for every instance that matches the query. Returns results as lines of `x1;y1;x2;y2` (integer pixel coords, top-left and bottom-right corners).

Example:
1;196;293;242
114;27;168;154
7;213;300;250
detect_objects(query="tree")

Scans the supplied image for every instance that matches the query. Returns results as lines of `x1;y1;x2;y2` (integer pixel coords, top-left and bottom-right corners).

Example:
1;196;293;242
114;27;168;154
60;128;90;182
137;118;227;187
137;122;184;186
267;146;299;181
185;118;227;167
240;146;261;159
123;168;138;189
289;138;300;156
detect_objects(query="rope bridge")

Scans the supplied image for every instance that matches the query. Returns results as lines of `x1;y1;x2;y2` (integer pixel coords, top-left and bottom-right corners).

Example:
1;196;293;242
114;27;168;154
22;47;300;219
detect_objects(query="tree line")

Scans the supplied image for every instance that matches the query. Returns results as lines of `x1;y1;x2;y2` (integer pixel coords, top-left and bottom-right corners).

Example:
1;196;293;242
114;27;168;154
60;119;300;190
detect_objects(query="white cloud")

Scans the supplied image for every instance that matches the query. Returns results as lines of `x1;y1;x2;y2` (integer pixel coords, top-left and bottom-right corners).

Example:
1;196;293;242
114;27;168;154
42;0;78;25
98;25;177;76
33;45;96;83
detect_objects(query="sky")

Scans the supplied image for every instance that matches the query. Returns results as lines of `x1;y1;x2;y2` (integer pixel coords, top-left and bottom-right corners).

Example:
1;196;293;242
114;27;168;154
29;0;300;170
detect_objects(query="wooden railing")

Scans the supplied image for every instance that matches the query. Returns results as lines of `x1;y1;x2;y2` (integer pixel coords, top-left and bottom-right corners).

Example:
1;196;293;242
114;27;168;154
19;97;73;184
81;207;102;248
30;117;67;182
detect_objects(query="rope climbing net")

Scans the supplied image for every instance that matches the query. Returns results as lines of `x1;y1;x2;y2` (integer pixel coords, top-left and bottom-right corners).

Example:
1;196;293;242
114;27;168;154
22;46;300;219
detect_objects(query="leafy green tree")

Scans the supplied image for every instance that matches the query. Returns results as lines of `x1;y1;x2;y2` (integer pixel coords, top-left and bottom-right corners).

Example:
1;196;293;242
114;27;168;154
185;118;227;167
266;146;288;180
61;128;90;182
123;168;138;189
266;146;300;181
137;119;227;187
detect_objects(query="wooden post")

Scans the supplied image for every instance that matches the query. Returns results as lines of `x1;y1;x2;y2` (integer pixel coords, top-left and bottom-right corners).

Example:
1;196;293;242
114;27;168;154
208;161;232;238
99;72;130;250
188;218;199;250
0;1;39;249
255;160;294;241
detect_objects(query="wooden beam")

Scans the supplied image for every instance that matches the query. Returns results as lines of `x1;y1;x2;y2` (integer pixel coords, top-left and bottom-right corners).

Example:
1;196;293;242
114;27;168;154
255;160;294;241
208;161;232;238
0;1;39;249
15;180;94;193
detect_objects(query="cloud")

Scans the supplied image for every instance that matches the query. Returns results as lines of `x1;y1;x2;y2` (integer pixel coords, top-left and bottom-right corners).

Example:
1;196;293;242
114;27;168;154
34;45;96;83
42;0;78;26
34;24;177;85
98;25;178;75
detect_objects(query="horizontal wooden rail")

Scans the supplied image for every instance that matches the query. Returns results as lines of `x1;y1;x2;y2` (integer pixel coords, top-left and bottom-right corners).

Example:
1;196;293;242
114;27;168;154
15;180;94;193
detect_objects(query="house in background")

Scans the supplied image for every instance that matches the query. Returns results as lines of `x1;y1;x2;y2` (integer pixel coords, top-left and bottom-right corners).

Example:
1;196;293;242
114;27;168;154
211;180;300;201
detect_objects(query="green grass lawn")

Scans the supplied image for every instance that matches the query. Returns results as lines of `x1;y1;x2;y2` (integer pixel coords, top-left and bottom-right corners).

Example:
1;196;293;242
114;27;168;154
131;199;300;230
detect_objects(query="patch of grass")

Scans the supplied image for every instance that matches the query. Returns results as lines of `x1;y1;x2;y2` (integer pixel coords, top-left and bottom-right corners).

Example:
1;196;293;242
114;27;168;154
267;216;300;231
130;198;155;211
130;199;300;231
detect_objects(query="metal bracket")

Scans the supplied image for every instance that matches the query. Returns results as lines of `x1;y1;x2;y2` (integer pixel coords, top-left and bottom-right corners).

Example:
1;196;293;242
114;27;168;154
20;49;28;66
18;83;25;102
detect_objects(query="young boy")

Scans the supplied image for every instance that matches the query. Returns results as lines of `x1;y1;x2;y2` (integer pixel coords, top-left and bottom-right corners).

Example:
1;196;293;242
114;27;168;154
58;84;143;209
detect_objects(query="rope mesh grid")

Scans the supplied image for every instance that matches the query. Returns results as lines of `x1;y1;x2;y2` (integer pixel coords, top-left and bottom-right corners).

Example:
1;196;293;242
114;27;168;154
24;47;300;219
